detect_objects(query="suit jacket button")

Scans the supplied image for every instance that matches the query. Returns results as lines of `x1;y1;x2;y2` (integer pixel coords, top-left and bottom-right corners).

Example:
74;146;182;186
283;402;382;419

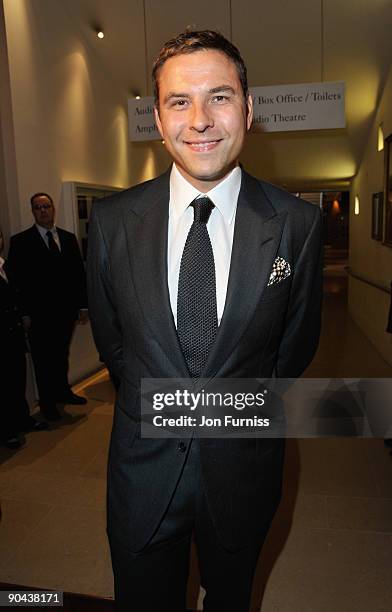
177;442;186;453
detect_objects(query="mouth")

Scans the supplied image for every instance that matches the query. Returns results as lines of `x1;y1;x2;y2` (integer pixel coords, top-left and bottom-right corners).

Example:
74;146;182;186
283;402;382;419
184;140;222;152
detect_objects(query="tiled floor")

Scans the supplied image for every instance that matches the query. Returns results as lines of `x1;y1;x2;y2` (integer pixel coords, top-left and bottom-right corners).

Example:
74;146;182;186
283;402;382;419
0;266;391;611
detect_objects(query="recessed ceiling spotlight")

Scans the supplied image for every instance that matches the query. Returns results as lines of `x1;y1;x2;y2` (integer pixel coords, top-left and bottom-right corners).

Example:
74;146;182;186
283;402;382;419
135;95;141;100
97;30;104;39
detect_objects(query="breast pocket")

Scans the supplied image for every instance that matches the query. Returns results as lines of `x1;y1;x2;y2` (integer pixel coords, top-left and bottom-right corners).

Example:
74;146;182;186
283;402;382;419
260;276;292;303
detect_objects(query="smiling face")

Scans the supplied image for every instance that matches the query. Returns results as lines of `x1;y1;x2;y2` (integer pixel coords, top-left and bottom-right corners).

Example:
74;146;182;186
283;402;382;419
154;49;253;192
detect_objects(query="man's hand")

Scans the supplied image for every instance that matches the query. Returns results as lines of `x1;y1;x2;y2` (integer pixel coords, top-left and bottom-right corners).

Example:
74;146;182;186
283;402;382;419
78;309;89;325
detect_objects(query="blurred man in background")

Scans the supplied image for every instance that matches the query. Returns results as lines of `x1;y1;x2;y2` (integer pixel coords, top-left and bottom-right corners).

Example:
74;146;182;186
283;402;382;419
8;193;88;421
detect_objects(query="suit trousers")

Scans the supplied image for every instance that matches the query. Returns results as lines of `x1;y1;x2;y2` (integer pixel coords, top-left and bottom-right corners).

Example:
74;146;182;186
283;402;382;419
28;315;75;408
1;344;30;439
109;440;268;612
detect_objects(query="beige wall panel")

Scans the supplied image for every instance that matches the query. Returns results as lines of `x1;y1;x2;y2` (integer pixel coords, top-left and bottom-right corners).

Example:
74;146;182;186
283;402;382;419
63;0;147;95
240;130;354;188
348;64;392;367
349;64;392;284
4;0;134;228
62;0;163;188
348;278;392;368
232;0;349;185
324;0;391;106
144;0;231;94
323;0;392;175
232;0;391;186
129;140;171;185
0;0;19;240
232;0;322;87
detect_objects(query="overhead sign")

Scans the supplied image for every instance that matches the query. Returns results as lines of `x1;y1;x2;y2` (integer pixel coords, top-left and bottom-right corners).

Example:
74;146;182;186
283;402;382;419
127;81;345;142
251;81;345;132
128;97;159;141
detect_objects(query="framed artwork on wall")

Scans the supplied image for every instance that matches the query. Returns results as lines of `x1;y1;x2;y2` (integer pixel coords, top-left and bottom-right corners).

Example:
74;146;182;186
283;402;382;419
384;134;392;246
371;192;383;240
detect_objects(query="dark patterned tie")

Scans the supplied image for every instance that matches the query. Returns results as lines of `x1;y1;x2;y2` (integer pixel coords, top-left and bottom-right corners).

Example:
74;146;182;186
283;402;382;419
177;196;218;378
46;230;60;255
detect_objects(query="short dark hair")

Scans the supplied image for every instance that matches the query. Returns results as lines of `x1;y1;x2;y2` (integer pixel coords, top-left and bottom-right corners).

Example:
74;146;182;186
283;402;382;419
30;192;53;207
152;29;248;106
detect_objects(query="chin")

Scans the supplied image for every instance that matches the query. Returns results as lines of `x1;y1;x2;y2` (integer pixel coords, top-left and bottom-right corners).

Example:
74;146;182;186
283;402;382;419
195;168;233;182
187;161;228;178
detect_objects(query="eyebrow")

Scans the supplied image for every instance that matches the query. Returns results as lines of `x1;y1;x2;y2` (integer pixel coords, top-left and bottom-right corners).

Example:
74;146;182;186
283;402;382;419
163;92;190;104
208;85;236;95
163;85;236;104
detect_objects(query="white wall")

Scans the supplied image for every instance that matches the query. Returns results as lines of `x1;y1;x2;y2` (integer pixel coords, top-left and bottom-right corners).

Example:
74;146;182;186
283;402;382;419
3;0;131;227
348;65;392;367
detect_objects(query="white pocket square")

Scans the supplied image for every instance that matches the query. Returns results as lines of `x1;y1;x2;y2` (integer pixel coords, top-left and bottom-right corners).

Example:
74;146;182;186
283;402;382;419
267;257;291;286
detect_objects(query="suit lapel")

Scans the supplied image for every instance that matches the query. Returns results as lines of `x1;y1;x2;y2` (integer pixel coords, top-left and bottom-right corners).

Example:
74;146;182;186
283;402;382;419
203;171;287;378
122;171;189;377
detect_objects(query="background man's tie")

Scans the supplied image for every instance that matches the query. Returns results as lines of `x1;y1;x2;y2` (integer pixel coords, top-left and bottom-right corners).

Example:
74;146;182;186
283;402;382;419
46;230;60;255
177;196;218;378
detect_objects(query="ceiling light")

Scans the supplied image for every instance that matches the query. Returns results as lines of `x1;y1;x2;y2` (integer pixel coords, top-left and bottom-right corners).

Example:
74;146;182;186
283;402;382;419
135;95;141;100
97;31;104;39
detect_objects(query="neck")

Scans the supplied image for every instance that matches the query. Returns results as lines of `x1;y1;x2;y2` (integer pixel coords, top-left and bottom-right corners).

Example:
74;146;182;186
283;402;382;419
175;163;239;193
37;222;54;230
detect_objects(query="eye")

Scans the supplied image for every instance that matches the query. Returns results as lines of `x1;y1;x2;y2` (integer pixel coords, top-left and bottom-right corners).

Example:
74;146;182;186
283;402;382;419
211;95;229;104
171;99;188;108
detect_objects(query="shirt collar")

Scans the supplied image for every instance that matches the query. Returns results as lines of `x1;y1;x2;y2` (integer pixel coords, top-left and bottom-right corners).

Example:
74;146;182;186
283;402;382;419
169;163;241;225
35;223;57;238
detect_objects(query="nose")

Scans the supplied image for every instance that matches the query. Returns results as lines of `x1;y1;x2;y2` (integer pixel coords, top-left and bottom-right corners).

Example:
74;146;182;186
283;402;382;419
190;101;214;132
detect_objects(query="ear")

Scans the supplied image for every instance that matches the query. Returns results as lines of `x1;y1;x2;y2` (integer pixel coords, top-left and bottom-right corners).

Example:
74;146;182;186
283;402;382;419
154;106;164;139
246;93;253;131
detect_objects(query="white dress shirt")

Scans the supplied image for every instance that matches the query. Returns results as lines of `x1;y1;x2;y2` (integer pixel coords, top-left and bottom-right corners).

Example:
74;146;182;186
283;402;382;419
168;163;241;326
35;224;61;251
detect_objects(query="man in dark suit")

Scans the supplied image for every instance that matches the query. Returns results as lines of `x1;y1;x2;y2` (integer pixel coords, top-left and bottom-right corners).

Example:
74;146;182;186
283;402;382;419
8;193;88;421
87;30;323;612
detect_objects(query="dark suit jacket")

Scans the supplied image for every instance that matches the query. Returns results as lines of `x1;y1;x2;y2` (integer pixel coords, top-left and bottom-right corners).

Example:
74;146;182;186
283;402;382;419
87;168;323;552
0;263;26;353
7;225;87;321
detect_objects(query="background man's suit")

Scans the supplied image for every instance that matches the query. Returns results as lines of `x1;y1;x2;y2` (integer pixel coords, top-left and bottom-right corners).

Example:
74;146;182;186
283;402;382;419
8;226;87;413
87;168;323;559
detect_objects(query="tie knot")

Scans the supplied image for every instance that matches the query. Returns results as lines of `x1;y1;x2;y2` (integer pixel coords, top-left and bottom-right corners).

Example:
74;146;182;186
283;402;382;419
191;197;214;224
